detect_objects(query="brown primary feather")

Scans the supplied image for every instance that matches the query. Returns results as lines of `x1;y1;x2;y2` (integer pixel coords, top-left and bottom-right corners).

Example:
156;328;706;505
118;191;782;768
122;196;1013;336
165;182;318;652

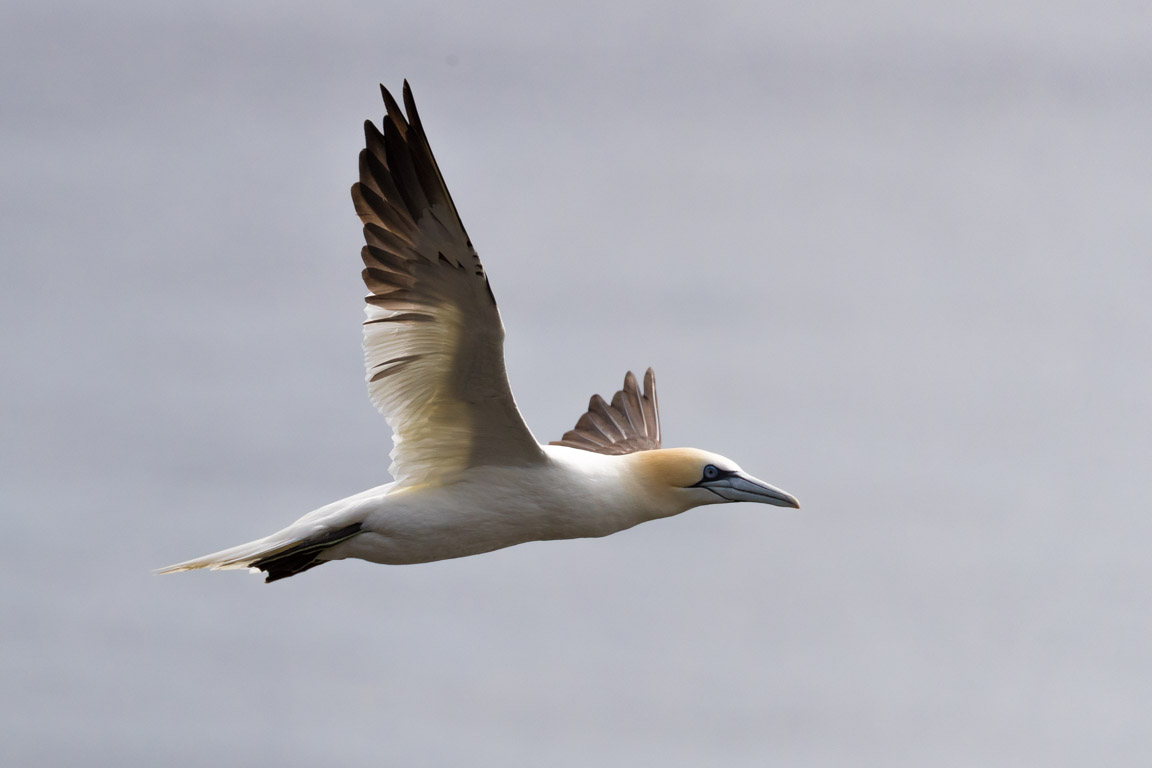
551;368;662;455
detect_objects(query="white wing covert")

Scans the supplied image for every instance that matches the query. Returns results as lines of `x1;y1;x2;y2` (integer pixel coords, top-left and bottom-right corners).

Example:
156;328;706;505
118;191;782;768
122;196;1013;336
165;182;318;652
352;82;543;488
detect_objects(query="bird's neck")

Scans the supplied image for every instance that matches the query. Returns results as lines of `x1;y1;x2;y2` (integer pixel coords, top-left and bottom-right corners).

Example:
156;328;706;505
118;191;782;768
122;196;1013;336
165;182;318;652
544;445;696;525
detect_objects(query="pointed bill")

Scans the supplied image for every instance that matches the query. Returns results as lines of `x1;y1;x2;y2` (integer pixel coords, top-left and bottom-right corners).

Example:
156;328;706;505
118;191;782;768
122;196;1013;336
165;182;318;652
702;472;800;508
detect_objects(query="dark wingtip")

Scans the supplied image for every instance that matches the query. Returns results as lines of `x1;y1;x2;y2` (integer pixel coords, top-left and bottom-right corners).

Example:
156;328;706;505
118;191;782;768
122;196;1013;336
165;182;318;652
402;80;423;132
643;368;657;394
379;84;407;132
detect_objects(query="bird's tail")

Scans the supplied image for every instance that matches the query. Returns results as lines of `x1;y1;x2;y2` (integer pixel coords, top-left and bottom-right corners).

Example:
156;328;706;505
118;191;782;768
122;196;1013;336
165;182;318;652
157;523;363;583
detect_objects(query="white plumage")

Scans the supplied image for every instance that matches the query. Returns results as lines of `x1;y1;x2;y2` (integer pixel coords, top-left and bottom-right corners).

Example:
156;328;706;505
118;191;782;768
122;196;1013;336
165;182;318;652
160;83;798;583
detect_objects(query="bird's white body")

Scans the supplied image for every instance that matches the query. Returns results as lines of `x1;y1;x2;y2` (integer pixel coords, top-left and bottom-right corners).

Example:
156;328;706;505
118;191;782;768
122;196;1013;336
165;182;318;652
160;83;798;583
178;446;699;572
342;446;679;564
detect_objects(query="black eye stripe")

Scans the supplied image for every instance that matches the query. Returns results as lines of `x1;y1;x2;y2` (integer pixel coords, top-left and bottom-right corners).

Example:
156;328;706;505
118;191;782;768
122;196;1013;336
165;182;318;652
690;465;735;487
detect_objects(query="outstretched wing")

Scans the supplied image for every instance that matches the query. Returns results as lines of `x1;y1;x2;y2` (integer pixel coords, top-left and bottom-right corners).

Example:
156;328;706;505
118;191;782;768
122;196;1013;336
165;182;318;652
551;369;661;455
352;82;544;488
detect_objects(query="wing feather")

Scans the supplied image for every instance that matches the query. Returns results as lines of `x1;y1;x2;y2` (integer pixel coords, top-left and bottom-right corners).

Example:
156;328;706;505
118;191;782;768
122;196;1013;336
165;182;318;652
354;82;543;487
551;369;662;455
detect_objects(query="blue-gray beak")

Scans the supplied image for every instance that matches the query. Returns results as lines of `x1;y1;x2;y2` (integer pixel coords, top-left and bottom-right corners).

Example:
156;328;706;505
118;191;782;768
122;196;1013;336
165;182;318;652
701;472;800;508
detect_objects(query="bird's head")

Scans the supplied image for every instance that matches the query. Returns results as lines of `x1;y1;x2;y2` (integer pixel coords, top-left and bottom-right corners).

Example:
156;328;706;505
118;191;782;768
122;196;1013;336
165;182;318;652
627;447;799;514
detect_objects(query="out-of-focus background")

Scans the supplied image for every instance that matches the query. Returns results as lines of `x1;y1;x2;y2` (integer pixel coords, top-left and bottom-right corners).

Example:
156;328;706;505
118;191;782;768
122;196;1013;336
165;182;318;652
4;1;1150;765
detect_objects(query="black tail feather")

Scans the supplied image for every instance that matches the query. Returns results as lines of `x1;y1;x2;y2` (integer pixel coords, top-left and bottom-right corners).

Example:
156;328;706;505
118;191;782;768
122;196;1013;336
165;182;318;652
250;523;363;583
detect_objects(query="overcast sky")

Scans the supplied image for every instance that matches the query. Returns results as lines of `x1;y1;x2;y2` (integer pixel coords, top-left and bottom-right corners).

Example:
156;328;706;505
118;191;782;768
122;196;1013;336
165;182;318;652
3;1;1151;765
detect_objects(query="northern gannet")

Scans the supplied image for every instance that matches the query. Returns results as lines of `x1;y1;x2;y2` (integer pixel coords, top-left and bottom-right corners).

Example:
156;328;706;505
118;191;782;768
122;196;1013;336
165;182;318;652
160;82;799;583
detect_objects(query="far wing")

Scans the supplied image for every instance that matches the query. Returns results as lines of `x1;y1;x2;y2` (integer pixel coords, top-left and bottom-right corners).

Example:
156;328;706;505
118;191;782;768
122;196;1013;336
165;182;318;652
352;82;544;488
551;369;661;455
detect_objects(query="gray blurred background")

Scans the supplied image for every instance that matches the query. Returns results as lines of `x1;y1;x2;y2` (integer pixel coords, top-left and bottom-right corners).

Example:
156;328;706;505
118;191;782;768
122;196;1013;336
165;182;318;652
3;0;1150;765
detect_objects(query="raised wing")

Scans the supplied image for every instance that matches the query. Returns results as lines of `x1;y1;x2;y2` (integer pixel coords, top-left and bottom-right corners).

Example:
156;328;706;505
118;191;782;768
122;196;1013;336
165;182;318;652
551;369;661;455
352;82;544;488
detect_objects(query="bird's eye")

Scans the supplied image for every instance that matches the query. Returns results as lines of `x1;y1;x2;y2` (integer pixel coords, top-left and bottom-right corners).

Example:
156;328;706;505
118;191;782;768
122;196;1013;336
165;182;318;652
703;464;720;481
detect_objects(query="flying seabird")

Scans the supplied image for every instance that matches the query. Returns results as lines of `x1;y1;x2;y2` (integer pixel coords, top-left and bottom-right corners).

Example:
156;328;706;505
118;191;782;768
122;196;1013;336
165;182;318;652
160;82;799;583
